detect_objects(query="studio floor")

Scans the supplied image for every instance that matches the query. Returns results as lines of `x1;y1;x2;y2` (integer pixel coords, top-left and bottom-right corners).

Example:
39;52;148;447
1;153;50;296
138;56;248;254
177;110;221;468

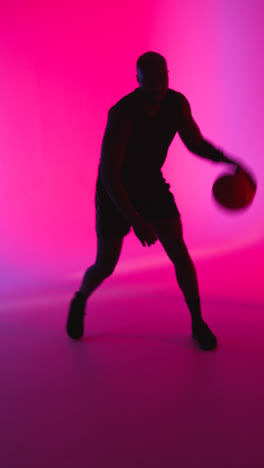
1;251;264;468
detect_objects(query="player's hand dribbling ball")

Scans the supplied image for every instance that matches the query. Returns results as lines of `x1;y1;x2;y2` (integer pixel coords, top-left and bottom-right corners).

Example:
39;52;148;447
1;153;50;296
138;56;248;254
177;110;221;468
212;166;257;211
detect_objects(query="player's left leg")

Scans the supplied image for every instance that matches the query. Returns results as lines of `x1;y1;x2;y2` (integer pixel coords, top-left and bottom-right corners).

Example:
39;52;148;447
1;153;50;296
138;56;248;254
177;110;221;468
150;216;217;350
150;216;199;305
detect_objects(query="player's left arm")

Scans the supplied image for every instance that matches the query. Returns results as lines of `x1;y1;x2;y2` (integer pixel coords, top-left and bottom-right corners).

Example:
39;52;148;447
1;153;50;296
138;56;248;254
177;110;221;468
177;94;240;169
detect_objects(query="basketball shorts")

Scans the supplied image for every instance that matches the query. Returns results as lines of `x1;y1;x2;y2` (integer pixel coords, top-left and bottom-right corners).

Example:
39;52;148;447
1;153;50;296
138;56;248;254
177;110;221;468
95;175;181;239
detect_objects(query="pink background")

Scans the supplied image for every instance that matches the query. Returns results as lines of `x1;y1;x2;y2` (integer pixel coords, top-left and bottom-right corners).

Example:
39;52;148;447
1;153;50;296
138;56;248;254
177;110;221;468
0;0;263;301
1;3;264;468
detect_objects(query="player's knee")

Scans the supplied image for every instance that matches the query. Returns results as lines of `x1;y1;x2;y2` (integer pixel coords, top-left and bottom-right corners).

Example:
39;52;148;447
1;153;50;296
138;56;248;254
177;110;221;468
95;261;116;278
166;239;189;265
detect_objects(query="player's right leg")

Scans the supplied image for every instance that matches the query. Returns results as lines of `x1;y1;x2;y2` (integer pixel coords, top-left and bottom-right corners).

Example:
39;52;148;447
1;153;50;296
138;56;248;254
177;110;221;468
66;173;131;340
79;236;124;298
66;236;124;340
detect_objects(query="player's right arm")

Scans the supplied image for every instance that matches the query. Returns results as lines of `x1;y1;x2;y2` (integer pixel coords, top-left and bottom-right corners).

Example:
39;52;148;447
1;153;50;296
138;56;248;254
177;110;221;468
100;108;139;225
100;108;157;246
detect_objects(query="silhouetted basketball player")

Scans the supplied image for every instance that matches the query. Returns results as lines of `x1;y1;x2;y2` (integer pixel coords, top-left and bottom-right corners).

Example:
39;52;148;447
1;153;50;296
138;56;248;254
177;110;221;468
66;51;241;350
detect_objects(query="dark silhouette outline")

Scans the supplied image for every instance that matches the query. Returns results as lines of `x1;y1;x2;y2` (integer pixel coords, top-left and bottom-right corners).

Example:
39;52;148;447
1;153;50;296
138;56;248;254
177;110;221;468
66;51;247;350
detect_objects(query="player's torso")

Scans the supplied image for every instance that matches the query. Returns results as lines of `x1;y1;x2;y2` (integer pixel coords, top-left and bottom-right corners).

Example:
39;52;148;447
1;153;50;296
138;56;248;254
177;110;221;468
98;88;183;194
119;88;181;178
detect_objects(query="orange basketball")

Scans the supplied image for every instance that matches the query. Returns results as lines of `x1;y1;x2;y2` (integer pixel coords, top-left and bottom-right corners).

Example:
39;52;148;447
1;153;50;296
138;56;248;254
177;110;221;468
212;167;257;210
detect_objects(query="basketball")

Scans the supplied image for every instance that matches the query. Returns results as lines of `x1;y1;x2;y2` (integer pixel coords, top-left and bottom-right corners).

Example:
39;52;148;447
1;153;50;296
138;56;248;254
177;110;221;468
212;167;257;210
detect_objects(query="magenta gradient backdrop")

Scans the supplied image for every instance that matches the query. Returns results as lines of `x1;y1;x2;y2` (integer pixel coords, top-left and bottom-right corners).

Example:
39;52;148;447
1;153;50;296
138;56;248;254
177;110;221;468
0;1;263;298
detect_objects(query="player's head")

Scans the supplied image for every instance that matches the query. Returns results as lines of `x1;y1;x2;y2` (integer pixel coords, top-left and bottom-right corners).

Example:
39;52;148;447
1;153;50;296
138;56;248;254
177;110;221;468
136;52;168;103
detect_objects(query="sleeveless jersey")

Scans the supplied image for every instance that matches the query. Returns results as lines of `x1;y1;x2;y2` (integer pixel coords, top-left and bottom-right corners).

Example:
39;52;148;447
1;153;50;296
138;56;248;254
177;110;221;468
98;87;183;195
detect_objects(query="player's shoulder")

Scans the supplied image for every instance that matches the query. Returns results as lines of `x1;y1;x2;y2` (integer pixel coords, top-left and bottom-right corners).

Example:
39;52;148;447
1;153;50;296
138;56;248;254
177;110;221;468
108;89;136;117
167;89;189;106
105;90;135;134
106;90;136;134
167;90;192;120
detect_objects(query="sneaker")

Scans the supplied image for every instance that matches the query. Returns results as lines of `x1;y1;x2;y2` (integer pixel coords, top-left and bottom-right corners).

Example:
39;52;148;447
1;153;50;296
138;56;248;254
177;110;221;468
66;291;86;340
192;319;217;350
